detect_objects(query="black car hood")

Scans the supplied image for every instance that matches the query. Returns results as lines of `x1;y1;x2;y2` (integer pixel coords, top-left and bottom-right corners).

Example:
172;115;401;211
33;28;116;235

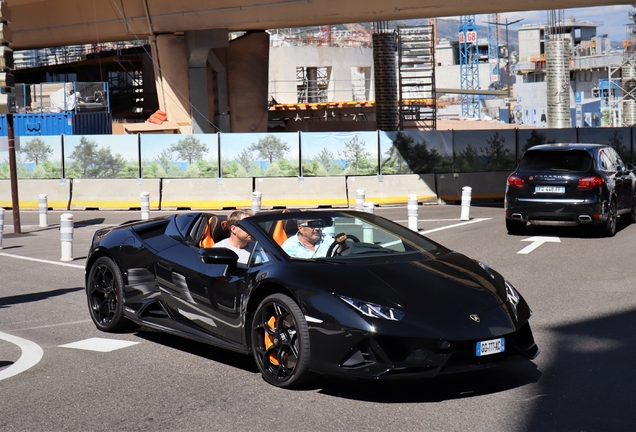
327;251;506;317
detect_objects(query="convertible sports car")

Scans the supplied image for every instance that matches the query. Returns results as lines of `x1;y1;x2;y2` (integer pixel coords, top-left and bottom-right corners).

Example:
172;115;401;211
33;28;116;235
85;210;539;388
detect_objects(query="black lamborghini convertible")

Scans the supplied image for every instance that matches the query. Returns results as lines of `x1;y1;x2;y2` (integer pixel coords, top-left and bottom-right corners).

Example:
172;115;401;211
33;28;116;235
85;210;539;388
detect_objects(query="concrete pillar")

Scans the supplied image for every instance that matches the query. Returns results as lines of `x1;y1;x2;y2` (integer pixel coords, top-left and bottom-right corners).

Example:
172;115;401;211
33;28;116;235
372;33;398;131
228;31;270;132
187;29;230;133
155;34;192;133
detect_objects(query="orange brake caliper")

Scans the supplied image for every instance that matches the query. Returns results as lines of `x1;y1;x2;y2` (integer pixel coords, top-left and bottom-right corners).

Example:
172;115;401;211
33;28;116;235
264;316;280;366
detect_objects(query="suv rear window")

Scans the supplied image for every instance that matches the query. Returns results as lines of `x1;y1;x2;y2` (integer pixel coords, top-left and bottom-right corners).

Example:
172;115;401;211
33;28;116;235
519;150;593;172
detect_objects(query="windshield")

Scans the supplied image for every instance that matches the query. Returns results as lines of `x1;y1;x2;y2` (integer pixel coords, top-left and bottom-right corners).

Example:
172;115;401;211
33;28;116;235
255;212;448;260
519;149;593;172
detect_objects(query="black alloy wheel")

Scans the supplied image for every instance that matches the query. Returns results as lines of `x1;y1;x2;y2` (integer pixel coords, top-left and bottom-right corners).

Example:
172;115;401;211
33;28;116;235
630;193;636;224
602;198;617;237
251;293;312;388
506;217;526;235
86;256;134;332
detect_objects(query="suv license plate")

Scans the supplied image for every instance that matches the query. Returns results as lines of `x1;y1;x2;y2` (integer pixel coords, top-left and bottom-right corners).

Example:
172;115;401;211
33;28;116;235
475;338;505;356
535;186;565;193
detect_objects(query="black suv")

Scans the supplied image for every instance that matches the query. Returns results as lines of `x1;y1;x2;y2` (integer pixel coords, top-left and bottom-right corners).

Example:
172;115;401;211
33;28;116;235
505;143;636;236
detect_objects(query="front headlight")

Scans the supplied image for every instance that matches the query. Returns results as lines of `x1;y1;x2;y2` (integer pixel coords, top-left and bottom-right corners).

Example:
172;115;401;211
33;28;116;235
338;295;405;321
505;280;520;320
505;280;520;307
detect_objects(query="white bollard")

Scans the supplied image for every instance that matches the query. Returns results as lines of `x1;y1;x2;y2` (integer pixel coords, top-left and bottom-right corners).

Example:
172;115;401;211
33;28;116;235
39;194;49;227
141;191;150;220
460;186;472;221
60;213;74;262
251;191;262;212
408;194;418;231
0;207;4;249
355;189;365;211
363;201;375;214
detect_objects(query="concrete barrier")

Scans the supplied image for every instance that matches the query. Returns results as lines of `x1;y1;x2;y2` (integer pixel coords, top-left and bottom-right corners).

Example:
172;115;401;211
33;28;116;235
71;179;161;210
255;176;348;208
0;179;71;210
161;178;253;210
346;174;437;206
436;172;510;202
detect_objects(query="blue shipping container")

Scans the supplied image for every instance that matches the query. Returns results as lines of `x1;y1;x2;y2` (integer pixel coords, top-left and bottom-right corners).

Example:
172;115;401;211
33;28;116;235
0;113;73;136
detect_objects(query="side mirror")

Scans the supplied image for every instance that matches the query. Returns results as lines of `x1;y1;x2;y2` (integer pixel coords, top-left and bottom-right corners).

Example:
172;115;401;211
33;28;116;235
199;247;238;276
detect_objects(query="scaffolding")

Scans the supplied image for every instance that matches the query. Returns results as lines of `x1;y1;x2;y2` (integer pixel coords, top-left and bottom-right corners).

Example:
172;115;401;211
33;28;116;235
459;16;480;118
398;25;437;130
487;14;500;89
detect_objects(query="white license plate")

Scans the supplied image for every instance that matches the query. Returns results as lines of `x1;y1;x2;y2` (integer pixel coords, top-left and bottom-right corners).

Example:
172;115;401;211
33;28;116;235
535;185;565;193
475;338;505;356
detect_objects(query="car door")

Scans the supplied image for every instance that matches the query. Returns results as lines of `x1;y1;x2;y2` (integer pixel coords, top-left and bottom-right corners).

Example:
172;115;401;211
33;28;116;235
155;237;274;344
607;148;631;211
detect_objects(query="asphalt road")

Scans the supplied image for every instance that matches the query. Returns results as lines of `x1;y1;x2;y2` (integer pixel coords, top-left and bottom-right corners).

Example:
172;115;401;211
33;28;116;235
1;204;635;432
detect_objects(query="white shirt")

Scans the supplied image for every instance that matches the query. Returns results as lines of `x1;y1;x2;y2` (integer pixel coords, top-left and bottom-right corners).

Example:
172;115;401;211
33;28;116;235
212;238;254;264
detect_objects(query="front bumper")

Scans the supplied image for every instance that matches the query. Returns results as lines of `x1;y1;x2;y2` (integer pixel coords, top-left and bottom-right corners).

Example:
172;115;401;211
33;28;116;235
308;320;539;380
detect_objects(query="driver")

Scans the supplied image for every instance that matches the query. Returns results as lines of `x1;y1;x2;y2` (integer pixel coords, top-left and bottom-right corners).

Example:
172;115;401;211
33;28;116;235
281;219;335;258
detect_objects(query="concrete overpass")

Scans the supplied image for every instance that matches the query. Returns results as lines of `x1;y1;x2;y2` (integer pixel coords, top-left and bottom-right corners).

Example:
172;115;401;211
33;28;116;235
8;0;629;133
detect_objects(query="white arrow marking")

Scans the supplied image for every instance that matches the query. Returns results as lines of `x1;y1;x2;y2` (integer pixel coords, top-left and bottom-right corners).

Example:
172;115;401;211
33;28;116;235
517;236;561;254
0;332;44;381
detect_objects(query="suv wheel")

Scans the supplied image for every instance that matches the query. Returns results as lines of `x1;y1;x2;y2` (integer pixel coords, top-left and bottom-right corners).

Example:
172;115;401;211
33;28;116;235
506;218;526;235
600;198;617;237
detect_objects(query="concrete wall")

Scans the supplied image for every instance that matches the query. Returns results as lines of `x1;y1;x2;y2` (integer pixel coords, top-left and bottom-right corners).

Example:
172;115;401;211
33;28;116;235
436;171;509;202
346;174;437;206
269;46;374;104
71;179;162;210
1;173;514;211
255;176;348;208
161;178;253;210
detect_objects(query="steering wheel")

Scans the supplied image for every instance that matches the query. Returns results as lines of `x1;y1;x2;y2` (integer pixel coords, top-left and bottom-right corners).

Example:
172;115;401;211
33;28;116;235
326;234;360;257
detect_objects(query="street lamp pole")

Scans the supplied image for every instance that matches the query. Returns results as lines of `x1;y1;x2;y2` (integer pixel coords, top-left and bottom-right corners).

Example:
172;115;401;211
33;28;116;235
484;18;523;123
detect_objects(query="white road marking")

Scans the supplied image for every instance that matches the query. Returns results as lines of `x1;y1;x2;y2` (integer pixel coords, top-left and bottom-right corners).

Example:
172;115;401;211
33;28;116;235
517;236;561;254
9;320;92;332
59;337;139;352
420;218;492;234
0;332;44;381
0;252;84;269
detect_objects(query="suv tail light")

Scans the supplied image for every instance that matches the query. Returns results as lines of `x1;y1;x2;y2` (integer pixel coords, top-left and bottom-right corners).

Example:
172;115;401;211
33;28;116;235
578;176;605;190
507;175;525;189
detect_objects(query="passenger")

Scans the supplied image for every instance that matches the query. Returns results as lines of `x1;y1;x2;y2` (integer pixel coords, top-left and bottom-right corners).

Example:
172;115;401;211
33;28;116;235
282;219;335;258
212;209;255;264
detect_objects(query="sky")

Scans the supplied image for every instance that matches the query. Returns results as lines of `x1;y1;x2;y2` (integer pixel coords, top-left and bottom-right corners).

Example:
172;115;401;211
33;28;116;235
443;4;634;42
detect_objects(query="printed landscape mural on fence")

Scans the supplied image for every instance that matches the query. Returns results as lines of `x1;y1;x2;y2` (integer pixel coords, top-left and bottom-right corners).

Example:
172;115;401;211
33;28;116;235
1;127;635;179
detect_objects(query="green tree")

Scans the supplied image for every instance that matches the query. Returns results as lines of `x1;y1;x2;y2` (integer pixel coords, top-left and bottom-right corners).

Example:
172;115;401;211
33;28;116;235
68;137;99;177
607;129;630;163
235;148;259;174
340;135;374;175
90;147;126;178
454;144;482;172
481;132;515;171
522;130;555;152
20;137;53;166
389;132;443;174
315;147;341;175
169;136;208;165
249;135;290;163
